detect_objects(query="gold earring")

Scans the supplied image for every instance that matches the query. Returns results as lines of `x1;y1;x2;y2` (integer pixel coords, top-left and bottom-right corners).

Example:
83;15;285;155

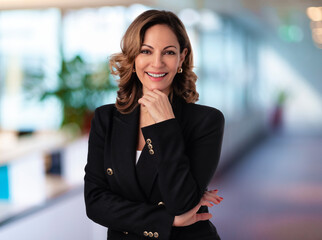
133;68;136;73
178;67;183;73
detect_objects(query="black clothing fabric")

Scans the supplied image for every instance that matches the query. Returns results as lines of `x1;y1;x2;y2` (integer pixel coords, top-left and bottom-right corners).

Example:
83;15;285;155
84;95;224;240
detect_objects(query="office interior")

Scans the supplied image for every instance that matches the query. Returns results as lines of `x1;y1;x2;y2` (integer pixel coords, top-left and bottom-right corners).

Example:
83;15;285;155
0;0;321;239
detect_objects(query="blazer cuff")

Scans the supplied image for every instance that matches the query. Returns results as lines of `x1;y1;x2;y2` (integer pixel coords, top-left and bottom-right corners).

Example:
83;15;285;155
141;118;182;154
145;208;174;240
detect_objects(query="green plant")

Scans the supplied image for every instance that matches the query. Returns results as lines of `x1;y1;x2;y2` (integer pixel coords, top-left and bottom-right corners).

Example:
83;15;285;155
24;55;117;132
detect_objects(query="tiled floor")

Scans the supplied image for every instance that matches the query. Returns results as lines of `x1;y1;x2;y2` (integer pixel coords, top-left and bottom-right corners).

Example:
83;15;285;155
209;131;322;240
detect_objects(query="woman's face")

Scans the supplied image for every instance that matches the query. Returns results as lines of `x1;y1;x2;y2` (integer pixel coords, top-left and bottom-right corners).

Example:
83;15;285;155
135;24;187;95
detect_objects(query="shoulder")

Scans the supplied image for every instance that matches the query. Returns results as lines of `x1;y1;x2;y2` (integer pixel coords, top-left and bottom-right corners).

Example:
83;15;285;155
184;102;225;127
91;104;116;134
177;102;225;146
95;103;116;114
94;104;116;121
176;101;225;142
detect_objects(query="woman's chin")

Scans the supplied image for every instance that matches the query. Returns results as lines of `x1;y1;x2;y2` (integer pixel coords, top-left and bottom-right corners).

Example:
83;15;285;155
142;85;171;95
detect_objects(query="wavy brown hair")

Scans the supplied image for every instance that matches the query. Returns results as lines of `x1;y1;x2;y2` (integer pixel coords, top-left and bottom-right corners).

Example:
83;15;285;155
109;9;199;114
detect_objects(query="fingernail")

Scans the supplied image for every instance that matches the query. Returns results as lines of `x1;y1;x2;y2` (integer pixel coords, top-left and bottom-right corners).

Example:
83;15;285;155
219;197;223;199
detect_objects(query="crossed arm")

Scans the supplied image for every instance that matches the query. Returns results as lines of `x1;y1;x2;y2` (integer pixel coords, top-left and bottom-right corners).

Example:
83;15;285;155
84;90;224;239
139;89;224;220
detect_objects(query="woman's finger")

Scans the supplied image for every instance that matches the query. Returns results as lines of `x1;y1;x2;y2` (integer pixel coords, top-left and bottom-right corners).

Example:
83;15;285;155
145;90;161;99
139;95;156;105
199;199;213;207
138;97;152;108
195;213;213;223
202;196;220;205
138;90;175;123
173;201;214;227
203;191;223;205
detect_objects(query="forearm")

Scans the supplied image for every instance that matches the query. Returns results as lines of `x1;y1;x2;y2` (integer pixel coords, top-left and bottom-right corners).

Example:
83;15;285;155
141;113;224;215
84;177;174;239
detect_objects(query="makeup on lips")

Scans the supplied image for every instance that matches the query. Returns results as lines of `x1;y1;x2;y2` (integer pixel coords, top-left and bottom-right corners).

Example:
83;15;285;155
146;71;168;81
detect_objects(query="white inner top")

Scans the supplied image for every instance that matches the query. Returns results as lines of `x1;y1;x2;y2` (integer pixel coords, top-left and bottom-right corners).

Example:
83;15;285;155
136;150;142;165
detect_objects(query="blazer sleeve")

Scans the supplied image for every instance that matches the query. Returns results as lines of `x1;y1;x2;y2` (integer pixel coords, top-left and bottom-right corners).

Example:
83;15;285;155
141;108;225;215
84;108;174;240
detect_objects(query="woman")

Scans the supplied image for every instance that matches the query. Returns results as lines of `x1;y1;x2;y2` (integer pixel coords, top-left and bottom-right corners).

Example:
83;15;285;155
84;9;225;240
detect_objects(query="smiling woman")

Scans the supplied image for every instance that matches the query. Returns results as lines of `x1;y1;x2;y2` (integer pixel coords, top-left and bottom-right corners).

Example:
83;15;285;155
84;9;225;240
109;10;199;114
135;24;188;96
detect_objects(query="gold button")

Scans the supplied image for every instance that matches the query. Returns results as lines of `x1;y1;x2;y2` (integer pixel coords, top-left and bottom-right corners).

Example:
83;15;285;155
143;231;148;237
123;231;128;235
154;232;159;238
149;149;154;155
148;144;153;150
157;201;165;206
148;232;153;237
106;168;113;175
146;139;152;144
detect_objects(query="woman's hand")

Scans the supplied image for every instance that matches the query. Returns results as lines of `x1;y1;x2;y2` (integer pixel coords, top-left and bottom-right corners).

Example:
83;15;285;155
172;190;223;227
202;189;223;206
138;89;175;123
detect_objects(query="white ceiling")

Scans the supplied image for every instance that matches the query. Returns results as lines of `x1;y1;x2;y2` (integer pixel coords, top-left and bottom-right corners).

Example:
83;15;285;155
0;0;154;10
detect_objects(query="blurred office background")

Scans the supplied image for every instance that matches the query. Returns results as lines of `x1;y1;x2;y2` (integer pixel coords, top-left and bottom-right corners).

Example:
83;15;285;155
0;0;321;239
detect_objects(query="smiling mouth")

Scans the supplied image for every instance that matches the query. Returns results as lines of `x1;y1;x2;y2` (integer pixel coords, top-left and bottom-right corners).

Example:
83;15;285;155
146;72;168;78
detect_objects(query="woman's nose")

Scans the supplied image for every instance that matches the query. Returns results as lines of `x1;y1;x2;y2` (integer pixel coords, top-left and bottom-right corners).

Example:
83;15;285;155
151;54;164;68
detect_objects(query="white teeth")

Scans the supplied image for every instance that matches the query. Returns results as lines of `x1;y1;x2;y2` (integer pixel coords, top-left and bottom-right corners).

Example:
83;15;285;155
147;72;166;78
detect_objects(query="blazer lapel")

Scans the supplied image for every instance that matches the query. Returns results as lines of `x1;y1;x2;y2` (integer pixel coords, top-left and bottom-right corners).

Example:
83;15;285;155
111;106;146;201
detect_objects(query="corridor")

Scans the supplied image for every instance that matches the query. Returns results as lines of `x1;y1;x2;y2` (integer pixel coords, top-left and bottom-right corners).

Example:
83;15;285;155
210;130;322;240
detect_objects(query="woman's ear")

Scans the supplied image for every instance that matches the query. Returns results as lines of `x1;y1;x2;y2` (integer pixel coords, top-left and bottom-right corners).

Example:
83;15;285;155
180;48;188;65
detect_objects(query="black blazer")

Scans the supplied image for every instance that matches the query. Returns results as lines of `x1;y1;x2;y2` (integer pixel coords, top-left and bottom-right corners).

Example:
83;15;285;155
84;95;225;240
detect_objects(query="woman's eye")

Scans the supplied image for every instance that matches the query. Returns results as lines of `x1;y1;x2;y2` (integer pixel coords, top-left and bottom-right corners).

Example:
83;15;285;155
140;49;150;54
164;51;176;55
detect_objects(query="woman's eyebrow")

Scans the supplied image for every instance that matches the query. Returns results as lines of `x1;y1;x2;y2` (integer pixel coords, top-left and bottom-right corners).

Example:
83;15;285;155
142;44;177;50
